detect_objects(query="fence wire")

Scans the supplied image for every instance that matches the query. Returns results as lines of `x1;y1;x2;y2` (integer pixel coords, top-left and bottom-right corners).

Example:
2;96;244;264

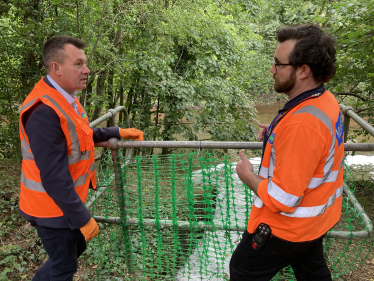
84;149;373;280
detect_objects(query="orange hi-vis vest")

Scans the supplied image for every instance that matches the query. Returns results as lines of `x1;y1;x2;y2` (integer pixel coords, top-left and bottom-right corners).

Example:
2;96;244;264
19;77;96;218
248;91;345;242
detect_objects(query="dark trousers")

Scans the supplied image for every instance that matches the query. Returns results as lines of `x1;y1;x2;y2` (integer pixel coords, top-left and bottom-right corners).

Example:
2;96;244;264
229;230;331;281
32;225;86;281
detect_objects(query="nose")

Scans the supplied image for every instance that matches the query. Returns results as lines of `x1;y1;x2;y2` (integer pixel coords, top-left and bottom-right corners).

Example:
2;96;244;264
82;64;90;74
270;63;276;74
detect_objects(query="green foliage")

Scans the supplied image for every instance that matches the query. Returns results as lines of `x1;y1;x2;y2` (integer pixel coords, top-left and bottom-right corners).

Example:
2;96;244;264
260;0;374;139
0;159;45;280
0;237;45;279
345;162;374;193
0;0;275;158
326;0;374;139
1;0;374;156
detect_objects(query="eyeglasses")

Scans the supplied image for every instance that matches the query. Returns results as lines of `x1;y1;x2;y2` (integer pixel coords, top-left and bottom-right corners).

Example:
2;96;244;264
273;61;295;72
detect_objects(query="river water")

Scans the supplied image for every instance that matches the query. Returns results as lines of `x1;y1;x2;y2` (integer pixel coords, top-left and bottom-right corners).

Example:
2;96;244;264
174;102;373;157
255;103;374;154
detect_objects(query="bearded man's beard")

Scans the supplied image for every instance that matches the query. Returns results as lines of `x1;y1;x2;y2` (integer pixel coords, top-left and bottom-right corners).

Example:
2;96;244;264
274;69;296;93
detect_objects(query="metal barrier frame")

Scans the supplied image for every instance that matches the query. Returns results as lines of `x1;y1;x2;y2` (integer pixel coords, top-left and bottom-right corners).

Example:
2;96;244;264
87;105;374;243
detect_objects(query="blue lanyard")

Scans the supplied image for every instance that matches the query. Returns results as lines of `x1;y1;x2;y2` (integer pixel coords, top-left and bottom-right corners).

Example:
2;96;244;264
267;110;289;137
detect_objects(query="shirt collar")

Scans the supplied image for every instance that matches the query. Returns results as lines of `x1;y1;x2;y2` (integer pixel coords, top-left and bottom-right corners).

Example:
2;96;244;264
280;84;325;112
46;75;77;106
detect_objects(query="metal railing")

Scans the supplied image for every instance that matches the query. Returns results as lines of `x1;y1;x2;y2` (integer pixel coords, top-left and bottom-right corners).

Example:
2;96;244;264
340;104;374;140
89;106;130;128
87;104;374;242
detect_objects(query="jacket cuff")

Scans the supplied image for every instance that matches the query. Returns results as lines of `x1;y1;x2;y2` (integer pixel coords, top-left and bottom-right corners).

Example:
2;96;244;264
64;207;92;230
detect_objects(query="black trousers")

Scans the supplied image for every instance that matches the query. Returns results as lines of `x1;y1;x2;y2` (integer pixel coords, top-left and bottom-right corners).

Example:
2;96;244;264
229;230;331;281
32;225;86;281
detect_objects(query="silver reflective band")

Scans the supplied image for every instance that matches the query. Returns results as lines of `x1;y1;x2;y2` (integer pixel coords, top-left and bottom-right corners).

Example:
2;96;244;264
21;171;46;193
253;195;264;208
21;140;34;160
90;162;96;173
259;166;268;178
269;146;276;178
20;98;38;112
81;151;91;161
43;95;81;164
308;169;341;189
22;171;91;192
258;148;275;179
280;186;343;218
340;156;345;169
293;105;336;188
268;180;302;208
74;172;89;187
69;150;91;165
20;125;35;160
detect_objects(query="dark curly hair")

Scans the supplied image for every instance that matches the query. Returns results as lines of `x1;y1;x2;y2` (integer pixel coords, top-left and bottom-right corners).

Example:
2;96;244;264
42;36;87;72
276;24;336;83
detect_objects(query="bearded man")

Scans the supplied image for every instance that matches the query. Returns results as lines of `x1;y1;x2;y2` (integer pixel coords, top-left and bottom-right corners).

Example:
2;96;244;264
230;24;345;281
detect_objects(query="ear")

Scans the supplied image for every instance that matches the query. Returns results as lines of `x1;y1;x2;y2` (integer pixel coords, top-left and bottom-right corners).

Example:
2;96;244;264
51;62;61;76
298;64;311;80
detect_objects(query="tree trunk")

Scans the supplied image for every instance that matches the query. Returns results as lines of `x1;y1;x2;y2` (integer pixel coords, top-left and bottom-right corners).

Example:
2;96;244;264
108;68;115;109
91;72;106;121
161;95;175;155
20;0;43;99
119;79;124;123
153;95;160;141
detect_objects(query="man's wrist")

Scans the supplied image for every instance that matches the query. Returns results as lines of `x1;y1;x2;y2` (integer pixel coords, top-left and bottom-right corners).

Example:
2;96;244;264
244;172;262;195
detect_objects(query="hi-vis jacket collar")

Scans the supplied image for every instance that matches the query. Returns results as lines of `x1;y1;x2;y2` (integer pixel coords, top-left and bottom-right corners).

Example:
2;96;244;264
282;84;325;113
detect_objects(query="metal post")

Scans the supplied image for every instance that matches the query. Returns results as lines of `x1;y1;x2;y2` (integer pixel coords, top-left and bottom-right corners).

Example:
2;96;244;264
341;105;353;143
90;106;130;128
107;108;117;127
340;104;374;138
108;138;135;274
106;108;133;163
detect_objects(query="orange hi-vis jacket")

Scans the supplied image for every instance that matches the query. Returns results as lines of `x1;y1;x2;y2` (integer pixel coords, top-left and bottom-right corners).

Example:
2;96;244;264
248;90;345;242
19;77;96;218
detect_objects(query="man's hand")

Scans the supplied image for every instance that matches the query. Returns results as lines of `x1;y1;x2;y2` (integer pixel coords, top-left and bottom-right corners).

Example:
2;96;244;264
80;217;99;241
258;124;269;142
236;150;262;194
236;150;254;182
119;128;144;141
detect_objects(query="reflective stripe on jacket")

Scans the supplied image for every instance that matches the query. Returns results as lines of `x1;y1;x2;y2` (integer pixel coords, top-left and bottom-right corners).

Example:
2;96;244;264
19;77;96;218
247;90;345;242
